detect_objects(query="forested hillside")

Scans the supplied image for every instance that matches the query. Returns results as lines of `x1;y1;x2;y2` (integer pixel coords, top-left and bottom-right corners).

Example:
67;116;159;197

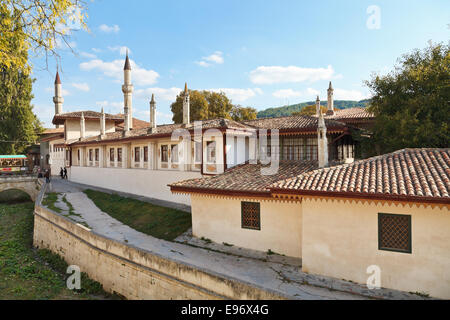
257;99;370;118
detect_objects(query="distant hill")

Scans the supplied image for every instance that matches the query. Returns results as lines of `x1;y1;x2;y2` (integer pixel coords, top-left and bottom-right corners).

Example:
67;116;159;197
257;99;371;118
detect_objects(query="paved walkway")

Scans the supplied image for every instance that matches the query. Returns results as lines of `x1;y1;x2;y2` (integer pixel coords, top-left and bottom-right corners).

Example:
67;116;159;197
44;179;429;300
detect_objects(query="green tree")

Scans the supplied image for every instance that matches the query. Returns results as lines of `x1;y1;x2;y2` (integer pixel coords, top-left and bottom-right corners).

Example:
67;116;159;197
1;1;88;70
204;91;233;119
0;6;42;154
230;105;257;121
292;105;328;116
170;90;209;123
365;42;450;155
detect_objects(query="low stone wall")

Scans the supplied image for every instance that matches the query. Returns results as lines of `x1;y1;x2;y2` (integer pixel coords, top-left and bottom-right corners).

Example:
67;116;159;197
33;183;285;300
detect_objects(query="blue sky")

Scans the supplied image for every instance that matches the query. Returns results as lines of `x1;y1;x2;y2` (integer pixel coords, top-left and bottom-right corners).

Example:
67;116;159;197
31;0;450;127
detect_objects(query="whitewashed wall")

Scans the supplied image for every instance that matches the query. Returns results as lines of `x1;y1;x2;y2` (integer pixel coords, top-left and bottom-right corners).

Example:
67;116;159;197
70;166;201;205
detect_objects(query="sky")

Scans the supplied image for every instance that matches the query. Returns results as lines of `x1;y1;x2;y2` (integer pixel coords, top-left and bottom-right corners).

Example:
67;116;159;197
30;0;450;128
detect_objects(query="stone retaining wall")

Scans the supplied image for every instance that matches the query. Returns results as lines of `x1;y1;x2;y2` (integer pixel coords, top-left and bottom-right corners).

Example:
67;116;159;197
33;182;285;300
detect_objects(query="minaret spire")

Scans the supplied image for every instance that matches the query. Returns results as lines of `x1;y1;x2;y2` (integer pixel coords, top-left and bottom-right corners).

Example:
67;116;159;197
182;83;190;125
315;95;321;116
80;112;85;140
53;70;64;128
317;111;328;168
122;50;134;132
149;94;157;133
327;81;334;115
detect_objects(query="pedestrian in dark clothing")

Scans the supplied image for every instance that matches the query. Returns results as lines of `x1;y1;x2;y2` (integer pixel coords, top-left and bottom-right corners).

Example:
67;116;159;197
63;167;67;179
44;170;50;183
60;167;64;179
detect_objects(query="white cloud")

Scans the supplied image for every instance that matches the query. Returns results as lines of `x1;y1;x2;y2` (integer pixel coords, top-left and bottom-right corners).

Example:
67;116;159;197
249;65;336;84
209;88;262;102
71;82;90;92
135;87;182;102
272;88;320;99
99;24;120;33
92;48;102;53
79;58;159;86
196;51;224;67
334;88;367;101
95;101;123;113
80;51;97;59
108;46;131;56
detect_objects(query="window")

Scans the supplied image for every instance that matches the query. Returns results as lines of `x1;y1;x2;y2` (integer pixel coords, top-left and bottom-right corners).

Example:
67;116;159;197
95;149;99;162
77;149;80;161
144;146;148;162
89;149;93;161
241;202;260;230
378;213;411;253
134;147;140;162
117;148;122;162
161;145;168;162
171;144;179;163
206;141;216;163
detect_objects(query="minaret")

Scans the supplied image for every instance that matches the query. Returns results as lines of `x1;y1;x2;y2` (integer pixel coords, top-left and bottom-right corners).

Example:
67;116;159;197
149;94;157;133
317;111;328;168
315;96;321;116
182;82;190;125
53;71;64;128
122;51;133;131
327;81;334;115
80;112;85;140
100;107;106;137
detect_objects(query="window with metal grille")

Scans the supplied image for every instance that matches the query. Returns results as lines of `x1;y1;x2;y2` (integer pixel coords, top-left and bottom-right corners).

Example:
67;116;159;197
95;149;99;161
378;213;411;253
117;148;122;162
241;202;261;230
110;148;114;162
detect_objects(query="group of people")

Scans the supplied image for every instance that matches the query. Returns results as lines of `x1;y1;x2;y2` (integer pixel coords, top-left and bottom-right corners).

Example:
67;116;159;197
60;167;68;180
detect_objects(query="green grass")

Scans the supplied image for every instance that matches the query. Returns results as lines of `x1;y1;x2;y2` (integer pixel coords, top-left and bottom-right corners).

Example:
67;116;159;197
42;192;62;213
0;198;116;300
83;189;192;241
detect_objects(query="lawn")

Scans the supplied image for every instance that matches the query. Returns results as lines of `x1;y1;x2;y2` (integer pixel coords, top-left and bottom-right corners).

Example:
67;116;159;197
83;189;192;241
0;196;115;300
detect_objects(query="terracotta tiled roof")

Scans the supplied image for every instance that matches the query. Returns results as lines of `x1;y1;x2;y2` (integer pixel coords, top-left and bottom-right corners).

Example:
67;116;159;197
52;111;125;125
243;115;347;132
271;148;450;203
324;107;374;120
115;117;150;130
41;127;64;134
69;118;255;146
170;161;318;196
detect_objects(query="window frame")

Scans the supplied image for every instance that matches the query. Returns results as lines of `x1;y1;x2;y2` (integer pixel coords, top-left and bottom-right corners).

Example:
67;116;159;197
241;201;261;231
378;213;412;254
206;140;216;163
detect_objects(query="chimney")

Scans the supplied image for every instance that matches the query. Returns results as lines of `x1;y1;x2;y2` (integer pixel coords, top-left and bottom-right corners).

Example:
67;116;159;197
149;94;157;133
182;82;190;125
122;50;134;130
315;96;321;116
100;107;106;137
327;81;334;115
53;71;64;128
80;112;85;140
317;111;328;168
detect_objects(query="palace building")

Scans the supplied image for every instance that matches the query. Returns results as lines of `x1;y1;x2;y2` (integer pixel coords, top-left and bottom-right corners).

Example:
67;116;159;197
40;54;449;298
43;54;373;205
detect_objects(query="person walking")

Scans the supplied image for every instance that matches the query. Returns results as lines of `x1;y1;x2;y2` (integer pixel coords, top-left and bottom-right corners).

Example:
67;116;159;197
63;167;68;179
44;169;50;183
60;167;64;179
